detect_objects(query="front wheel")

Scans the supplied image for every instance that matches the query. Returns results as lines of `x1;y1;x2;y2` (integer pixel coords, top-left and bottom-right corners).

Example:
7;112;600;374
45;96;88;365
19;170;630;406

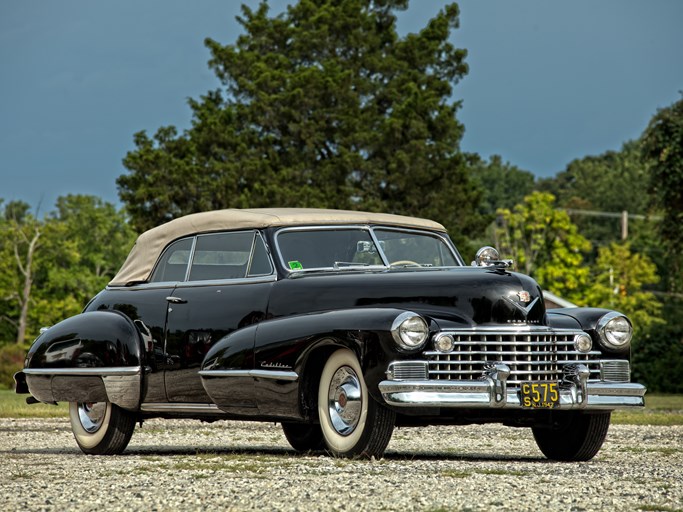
317;348;395;458
69;402;136;455
532;411;611;461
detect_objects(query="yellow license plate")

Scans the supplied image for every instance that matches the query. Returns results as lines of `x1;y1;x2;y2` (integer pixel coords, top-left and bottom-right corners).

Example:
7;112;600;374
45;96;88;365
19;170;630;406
520;382;560;409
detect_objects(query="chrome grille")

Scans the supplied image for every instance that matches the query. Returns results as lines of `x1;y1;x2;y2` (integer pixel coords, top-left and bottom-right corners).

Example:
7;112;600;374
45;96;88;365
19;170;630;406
426;329;602;385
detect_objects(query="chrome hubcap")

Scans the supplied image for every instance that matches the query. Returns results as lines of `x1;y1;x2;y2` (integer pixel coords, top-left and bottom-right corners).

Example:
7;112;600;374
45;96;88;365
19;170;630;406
327;366;362;436
78;402;106;433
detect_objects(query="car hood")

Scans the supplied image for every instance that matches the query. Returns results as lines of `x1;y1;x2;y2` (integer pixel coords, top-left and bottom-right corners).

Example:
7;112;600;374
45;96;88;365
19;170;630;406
267;267;546;327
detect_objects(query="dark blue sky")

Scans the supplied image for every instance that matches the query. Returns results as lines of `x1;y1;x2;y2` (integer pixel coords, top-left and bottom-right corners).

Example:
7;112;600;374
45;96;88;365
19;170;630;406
1;0;681;212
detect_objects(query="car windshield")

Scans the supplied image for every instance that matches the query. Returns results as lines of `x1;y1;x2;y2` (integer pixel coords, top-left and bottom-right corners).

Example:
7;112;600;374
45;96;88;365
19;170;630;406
276;227;459;271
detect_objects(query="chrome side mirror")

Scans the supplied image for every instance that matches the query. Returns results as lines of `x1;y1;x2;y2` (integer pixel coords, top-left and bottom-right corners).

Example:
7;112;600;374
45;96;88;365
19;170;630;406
471;246;514;268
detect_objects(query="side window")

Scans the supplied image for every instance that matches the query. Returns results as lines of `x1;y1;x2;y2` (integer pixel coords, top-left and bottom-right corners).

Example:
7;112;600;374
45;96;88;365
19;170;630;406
189;232;253;281
150;231;274;283
247;233;274;276
150;237;193;283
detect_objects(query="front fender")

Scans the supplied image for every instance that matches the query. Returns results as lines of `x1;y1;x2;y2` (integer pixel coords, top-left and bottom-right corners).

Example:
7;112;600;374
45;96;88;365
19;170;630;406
254;308;417;387
200;307;432;418
548;307;631;358
22;310;143;410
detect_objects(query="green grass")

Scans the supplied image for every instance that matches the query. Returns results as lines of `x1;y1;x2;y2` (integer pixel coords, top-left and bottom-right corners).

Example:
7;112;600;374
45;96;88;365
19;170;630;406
0;389;68;418
441;469;471;478
612;394;683;426
638;505;683;512
1;389;682;425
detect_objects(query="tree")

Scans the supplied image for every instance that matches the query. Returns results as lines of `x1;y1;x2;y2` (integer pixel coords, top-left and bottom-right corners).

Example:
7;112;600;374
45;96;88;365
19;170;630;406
495;192;591;303
468;154;535;216
637;95;683;392
634;299;683;393
540;141;649;214
49;195;135;295
118;1;486;247
0;196;135;345
538;140;652;247
31;196;136;332
641;94;683;293
583;242;661;330
0;201;43;344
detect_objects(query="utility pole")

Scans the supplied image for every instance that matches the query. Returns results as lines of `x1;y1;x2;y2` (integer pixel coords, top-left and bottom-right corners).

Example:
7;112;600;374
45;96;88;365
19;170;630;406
562;209;660;241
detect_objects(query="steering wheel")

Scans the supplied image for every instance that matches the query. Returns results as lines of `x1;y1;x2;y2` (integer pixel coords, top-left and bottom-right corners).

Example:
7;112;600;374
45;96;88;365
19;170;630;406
389;260;421;267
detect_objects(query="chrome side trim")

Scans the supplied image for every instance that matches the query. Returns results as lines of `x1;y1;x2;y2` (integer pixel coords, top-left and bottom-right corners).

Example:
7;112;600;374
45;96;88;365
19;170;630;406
107;274;279;290
251;370;298;381
199;369;299;381
174;274;278;288
140;403;226;414
23;366;142;377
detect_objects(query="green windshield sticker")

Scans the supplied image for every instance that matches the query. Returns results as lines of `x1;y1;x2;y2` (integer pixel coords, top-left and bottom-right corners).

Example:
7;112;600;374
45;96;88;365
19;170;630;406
288;261;304;270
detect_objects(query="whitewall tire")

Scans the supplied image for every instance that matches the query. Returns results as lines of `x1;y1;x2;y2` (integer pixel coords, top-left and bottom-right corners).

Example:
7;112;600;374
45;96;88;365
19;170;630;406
317;348;394;458
69;402;136;455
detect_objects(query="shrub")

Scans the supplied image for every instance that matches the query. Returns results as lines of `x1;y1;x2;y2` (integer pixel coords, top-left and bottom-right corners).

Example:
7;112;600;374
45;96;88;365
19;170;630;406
0;343;28;389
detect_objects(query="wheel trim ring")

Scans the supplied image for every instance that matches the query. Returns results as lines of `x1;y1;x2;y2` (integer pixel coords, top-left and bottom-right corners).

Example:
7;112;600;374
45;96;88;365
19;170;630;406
78;402;107;433
327;366;363;436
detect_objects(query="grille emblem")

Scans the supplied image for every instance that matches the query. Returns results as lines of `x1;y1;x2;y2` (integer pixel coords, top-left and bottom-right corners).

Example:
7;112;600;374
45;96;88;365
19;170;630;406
517;291;531;303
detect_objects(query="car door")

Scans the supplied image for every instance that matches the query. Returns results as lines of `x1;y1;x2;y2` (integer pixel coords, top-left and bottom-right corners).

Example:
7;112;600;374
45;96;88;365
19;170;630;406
162;230;275;403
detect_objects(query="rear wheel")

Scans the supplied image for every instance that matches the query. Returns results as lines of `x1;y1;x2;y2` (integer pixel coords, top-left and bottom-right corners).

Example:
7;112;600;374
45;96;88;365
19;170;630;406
532;411;611;461
281;422;325;452
317;348;395;458
69;402;136;455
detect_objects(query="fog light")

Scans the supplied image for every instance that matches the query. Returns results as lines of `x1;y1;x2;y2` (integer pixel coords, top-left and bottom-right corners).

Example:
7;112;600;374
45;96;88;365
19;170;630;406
574;333;593;353
434;334;455;353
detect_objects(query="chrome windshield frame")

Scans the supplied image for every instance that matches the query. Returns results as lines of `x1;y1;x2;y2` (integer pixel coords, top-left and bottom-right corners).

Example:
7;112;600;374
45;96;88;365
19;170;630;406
273;224;464;274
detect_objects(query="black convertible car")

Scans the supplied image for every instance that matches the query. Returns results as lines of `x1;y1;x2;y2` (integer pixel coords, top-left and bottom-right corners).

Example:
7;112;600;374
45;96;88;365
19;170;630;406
15;208;645;460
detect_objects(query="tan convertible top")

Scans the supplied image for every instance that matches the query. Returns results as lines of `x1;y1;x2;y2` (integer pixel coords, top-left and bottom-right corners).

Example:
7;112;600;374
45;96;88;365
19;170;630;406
109;208;446;286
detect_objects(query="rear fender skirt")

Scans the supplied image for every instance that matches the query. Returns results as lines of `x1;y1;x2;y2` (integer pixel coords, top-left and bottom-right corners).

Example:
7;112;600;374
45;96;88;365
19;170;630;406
22;311;144;410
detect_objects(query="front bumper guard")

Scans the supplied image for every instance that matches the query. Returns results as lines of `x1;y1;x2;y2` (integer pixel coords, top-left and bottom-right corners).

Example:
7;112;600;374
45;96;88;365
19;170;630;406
378;363;646;410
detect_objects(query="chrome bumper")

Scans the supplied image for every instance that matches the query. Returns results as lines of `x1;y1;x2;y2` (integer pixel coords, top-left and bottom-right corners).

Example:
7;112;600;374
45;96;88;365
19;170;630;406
378;363;646;410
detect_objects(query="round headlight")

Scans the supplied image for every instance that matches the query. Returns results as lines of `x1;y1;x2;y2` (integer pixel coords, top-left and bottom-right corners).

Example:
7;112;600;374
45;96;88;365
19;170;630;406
434;333;455;353
597;312;633;350
391;312;429;350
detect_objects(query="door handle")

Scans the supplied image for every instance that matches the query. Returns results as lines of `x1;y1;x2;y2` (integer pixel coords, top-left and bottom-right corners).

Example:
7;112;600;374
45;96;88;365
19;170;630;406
165;296;187;304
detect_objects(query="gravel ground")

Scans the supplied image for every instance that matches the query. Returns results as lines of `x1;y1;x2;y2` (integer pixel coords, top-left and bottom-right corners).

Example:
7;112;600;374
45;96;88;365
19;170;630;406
1;418;681;511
